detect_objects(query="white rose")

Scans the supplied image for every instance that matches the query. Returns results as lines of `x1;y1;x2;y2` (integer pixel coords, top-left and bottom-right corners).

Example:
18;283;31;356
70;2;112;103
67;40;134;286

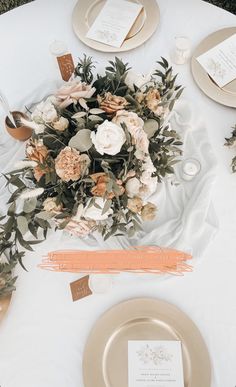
125;70;152;91
84;197;113;221
53;116;69;131
32;99;58;123
125;177;141;198
91;120;126;156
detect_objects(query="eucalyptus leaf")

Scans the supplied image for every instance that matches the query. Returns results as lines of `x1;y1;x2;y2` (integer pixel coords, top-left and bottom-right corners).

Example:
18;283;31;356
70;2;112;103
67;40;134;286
79;98;88;110
89;108;105;115
144;119;159;139
72;111;87;119
23;197;37;213
88;115;103;122
16;216;28;235
36;211;54;220
68;129;93;152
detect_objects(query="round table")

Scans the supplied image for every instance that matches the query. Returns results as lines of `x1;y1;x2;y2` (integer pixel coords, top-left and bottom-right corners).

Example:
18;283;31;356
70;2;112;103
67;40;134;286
0;1;236;386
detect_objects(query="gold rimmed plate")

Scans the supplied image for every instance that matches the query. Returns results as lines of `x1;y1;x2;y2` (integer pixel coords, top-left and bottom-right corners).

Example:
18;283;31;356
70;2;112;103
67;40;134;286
83;298;211;387
191;27;236;108
72;0;160;52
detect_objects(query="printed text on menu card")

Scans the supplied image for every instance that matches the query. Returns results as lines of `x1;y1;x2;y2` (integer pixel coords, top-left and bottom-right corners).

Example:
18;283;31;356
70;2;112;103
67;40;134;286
86;0;143;48
128;341;184;387
197;33;236;88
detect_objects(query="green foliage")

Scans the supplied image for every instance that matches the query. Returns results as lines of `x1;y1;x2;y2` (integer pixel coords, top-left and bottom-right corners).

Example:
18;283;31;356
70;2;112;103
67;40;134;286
225;125;236;172
74;54;95;84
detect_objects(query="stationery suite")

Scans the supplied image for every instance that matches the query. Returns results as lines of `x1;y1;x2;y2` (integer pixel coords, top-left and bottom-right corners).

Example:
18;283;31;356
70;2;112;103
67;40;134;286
128;341;184;387
197;33;236;88
86;0;143;47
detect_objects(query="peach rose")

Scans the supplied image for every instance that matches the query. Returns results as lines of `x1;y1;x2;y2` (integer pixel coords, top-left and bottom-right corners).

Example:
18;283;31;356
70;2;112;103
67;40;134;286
98;92;128;115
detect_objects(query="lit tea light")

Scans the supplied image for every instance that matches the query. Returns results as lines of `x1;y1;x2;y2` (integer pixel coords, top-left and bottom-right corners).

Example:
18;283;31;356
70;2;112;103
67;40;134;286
173;36;191;65
181;158;201;181
88;274;113;294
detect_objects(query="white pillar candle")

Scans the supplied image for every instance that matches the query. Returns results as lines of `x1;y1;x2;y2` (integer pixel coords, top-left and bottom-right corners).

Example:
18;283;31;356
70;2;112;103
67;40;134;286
181;158;201;181
173;36;191;65
88;274;113;294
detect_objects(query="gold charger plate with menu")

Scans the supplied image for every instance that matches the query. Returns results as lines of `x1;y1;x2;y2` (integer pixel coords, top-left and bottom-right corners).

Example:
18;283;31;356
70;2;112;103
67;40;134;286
191;27;236;108
83;298;211;387
72;0;160;52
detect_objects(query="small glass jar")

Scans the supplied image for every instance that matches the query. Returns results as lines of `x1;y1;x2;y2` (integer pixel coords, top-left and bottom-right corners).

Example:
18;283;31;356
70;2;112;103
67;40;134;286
181;158;201;181
173;36;191;65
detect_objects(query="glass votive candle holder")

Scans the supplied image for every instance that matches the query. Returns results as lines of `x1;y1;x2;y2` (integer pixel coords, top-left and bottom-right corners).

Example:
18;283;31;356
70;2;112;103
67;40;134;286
173;36;191;65
88;274;113;294
181;158;201;181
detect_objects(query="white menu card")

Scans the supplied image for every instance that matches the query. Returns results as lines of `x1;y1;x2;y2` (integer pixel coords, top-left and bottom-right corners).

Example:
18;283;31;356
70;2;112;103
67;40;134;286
197;33;236;88
86;0;143;48
128;341;184;387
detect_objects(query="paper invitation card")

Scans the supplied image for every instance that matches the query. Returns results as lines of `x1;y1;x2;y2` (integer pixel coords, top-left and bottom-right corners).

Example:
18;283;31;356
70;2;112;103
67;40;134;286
128;340;184;387
86;0;143;47
197;33;236;88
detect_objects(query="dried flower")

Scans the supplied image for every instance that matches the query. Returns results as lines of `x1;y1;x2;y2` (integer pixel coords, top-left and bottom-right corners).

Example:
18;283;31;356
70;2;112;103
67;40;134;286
90;172;124;199
55;146;90;182
55;79;96;109
32;99;58;123
43;197;62;212
26;140;48;164
98;92;128;115
141;202;157;221
127;197;143;213
52;116;69;131
145;88;161;114
26;140;50;181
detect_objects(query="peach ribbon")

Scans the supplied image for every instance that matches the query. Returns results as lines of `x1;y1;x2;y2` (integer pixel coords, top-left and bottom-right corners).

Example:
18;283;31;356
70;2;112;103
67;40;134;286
39;246;192;275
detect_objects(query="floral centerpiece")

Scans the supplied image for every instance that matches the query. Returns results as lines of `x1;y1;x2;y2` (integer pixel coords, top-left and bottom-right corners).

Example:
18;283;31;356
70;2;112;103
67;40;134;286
0;56;183;298
225;125;236;173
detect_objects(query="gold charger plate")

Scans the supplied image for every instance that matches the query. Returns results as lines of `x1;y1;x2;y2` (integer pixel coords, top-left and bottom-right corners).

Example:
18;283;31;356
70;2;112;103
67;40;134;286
83;298;211;387
72;0;160;52
191;27;236;108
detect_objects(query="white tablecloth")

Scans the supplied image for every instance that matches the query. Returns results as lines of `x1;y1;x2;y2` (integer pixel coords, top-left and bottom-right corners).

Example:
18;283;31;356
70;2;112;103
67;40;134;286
0;1;236;386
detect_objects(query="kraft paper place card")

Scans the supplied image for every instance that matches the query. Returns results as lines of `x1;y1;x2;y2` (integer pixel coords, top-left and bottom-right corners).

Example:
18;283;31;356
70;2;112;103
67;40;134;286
128;340;184;387
197;33;236;88
70;275;92;301
86;0;143;48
